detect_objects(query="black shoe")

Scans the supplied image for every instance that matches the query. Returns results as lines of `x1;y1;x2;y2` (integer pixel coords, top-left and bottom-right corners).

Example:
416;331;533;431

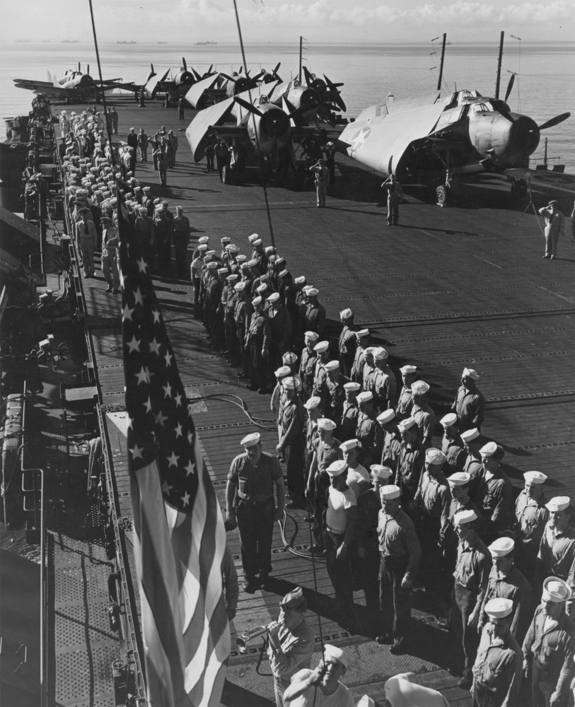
375;633;393;645
457;675;472;690
257;387;269;394
389;643;406;655
310;544;325;554
242;576;261;594
105;285;113;292
259;573;272;589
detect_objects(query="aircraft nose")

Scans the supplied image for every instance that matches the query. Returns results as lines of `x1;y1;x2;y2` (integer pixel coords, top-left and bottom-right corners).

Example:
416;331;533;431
510;115;540;154
261;110;290;139
300;88;319;108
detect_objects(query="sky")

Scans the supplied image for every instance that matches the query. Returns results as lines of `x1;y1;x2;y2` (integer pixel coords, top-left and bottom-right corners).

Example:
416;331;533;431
1;0;574;44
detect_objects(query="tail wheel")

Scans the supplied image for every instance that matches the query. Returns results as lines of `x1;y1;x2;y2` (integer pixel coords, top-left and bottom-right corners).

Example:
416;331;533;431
436;184;451;207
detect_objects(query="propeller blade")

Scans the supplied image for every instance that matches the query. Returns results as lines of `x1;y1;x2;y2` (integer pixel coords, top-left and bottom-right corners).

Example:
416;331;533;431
303;65;313;86
234;96;264;117
323;74;346;112
87;64;90;76
504;73;515;103
182;57;187;71
220;73;235;83
273;62;281;76
539;112;571;131
78;62;81;72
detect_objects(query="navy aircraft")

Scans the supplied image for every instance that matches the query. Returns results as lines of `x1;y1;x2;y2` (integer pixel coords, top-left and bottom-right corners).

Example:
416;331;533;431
186;65;279;110
13;63;126;101
338;79;570;205
150;58;215;100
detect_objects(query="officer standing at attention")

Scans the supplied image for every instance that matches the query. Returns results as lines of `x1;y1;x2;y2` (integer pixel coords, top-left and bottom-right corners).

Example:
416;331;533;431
310;158;330;208
539;199;565;259
440;412;467;475
381;174;404;226
100;216;120;294
277;377;307;510
514;471;549;578
137;128;148;162
451;367;485;432
396;417;425;509
396;365;418;420
410;380;436;449
338;308;357;377
246;295;271;393
471;598;523;707
225;432;285;593
299;331;319;398
475;442;513;539
478;538;533;644
522;577;574;707
355;391;384;468
377;409;402;473
450;509;491;690
536;496;575;601
376;484;422;653
178;96;185;120
172;206;190;278
339;382;361;442
267;588;315;707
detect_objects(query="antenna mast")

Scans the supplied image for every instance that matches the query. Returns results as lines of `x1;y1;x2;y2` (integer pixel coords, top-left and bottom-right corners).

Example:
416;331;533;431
437;33;446;91
495;31;504;98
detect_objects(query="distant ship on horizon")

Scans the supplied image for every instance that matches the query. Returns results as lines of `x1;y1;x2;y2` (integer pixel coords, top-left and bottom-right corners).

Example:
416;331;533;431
157;41;168;44
117;41;137;44
195;41;217;45
61;39;79;43
16;40;32;43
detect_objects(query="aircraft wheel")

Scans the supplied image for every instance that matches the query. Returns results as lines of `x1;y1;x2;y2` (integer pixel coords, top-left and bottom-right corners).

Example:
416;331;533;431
436;184;451;207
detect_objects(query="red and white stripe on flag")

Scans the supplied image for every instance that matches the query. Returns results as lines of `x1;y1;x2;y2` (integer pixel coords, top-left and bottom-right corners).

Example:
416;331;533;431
117;191;230;706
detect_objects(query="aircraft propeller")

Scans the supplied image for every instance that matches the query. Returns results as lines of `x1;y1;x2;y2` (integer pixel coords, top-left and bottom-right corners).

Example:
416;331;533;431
504;73;515;103
538;112;571;131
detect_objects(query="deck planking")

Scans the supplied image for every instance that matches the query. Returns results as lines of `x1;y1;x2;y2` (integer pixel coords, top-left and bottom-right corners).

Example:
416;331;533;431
68;94;574;705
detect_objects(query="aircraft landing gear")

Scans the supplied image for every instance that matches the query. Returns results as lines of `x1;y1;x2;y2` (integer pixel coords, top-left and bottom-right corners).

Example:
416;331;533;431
436;183;451;207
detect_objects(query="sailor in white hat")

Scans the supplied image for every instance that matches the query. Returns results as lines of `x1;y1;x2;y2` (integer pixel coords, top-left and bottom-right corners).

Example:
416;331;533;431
312;341;331;399
451;367;485;433
302;286;326;340
397;365;418;420
225;433;285;593
459;427;483;482
340;382;361;442
451;508;491;689
356;391;384;468
376;409;402;473
396;417;425;507
472;597;522;707
277;376;307;511
372;347;397;414
338;308;356;377
523;576;573;706
350;329;370;384
308;418;341;554
283;644;353;705
477;537;533;643
339;439;370;498
538;496;575;593
440;412;466;475
376;484;421;652
266;290;292;371
245;293;271;393
299;331;320;397
322;360;350;422
514;471;549;576
476;441;513;535
410;380;435;450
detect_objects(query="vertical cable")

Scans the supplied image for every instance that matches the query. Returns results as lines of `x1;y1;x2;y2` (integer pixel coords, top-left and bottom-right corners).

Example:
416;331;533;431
232;0;276;248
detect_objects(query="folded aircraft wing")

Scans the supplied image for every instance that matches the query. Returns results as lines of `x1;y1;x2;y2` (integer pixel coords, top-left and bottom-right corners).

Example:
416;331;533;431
186;97;236;162
338;100;446;176
185;74;220;109
144;69;170;97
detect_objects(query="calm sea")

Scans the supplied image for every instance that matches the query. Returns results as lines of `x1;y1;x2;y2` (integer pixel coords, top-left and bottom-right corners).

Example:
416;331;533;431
1;41;574;170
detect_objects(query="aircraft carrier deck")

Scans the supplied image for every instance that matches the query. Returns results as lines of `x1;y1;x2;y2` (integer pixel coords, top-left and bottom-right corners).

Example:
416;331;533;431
35;94;575;706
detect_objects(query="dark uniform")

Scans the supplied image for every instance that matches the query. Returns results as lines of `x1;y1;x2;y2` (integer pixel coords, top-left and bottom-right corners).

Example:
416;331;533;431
442;431;467;475
268;303;293;371
475;467;514;537
356;488;382;616
302;300;326;338
471;625;523;707
537;522;575;594
339;399;359;443
338;323;357;378
452;385;485;432
228;451;283;579
396;438;425;508
278;396;307;509
356;410;384;468
234;295;253;379
172;212;190;277
478;566;533;643
299;346;318;399
377;506;421;648
246;309;271;391
381;426;402;474
515;490;549;577
396;384;414;421
411;401;436;450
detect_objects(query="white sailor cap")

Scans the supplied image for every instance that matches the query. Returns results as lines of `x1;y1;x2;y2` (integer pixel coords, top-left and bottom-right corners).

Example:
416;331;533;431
325;360;340;372
279;269;290;278
327;460;347;477
206;249;216;257
307;287;319;297
282;376;298;390
411;380;430;395
142;186;151;192
264;246;275;254
371;464;393;480
484;598;513;620
267;292;280;303
453;509;478;526
248;233;259;243
207;261;218;270
425;448;446;465
356;329;370;338
198;236;210;244
217;268;228;275
448;472;471;487
340;308;353;320
317;418;337;431
545;496;571;512
252;296;263;306
234;281;247;293
323;644;350;669
441;413;458;428
489;537;515;558
542;577;572;603
220;236;231;244
461;428;480;443
241;432;261;448
480;442;505;460
344;382;361;392
373;347;389;361
377;409;396;424
227;244;239;253
398;417;417;432
282;352;298;365
227;274;239;283
380;484;401;501
236;254;247;263
462;367;480;380
275;365;291;379
303;396;321;411
256;283;268;293
339;439;359;452
304;331;319;342
313;340;329;353
357;391;373;404
524;471;547;485
294;276;307;285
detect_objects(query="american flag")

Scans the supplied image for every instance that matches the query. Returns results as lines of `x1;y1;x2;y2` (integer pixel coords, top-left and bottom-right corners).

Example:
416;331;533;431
117;193;230;706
